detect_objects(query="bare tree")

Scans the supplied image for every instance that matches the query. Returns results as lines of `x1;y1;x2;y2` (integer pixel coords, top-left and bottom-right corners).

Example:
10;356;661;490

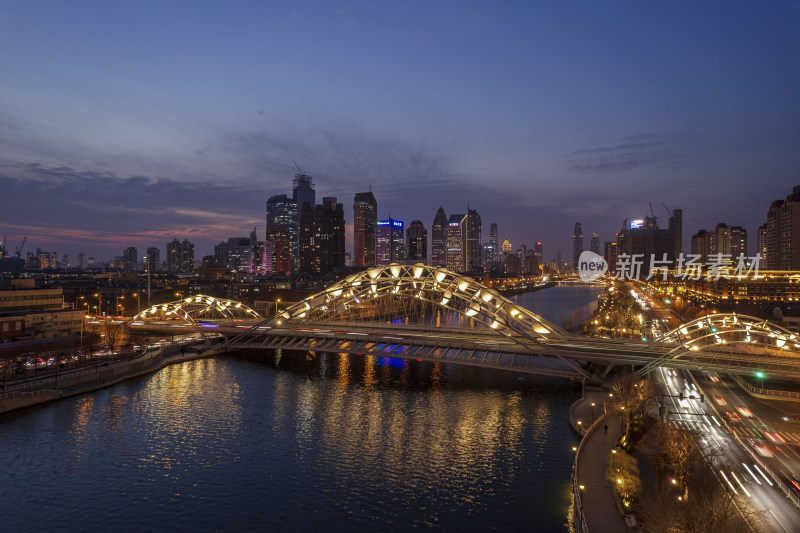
653;422;699;500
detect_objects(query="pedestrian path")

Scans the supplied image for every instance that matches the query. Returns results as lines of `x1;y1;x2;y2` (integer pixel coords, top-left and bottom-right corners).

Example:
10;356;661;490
572;390;631;533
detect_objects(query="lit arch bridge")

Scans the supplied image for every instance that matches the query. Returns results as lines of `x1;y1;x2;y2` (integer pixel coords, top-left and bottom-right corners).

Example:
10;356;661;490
128;265;800;381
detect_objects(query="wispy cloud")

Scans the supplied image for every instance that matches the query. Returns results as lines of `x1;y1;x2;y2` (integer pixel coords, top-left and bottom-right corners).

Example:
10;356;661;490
566;135;681;174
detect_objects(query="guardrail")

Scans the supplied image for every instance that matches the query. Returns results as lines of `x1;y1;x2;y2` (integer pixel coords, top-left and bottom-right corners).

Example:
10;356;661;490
731;374;800;401
572;412;609;533
0;389;62;400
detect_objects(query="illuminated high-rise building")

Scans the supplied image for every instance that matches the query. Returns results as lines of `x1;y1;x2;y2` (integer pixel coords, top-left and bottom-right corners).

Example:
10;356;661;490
534;242;543;263
267;194;297;269
292;174;315;267
572;223;584;269
353;192;378;267
146;247;159;273
431;207;448;267
590;233;599;254
123;247;138;271
446;214;465;272
166;239;194;273
406;220;427;262
461;208;482;272
764;186;800;269
489;223;498;263
299;197;345;274
268;226;291;274
376;219;404;266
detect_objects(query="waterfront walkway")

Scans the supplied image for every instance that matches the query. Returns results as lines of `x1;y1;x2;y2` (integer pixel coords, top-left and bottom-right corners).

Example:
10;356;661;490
572;390;632;533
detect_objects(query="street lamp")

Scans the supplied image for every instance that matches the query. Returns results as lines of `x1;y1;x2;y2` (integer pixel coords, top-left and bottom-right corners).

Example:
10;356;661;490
132;292;140;314
94;292;102;316
755;371;765;390
612;448;617;468
276;298;281;315
591;402;596;423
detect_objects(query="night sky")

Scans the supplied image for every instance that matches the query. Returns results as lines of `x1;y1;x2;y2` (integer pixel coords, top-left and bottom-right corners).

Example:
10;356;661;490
2;1;799;262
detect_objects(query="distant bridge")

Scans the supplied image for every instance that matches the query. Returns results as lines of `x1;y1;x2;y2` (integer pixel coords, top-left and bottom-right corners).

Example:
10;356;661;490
129;265;800;381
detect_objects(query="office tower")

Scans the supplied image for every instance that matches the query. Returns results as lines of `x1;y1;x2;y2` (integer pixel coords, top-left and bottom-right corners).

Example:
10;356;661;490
78;252;86;270
146;247;160;273
431;207;448;267
267;194;297;270
534;242;543;263
461;208;481;272
166;239;194;273
604;241;617;273
226;237;253;272
376;219;404;266
669;208;683;260
590;233;600;254
323;197;346;271
446;214;465;272
255;240;273;274
572;223;583;269
299;198;346;273
123;247;138;271
764;186;800;269
489;223;498;263
292;173;315;269
268;226;291;274
691;230;710;263
757;224;768;259
353;192;378;267
406;220;427;262
616;213;676;276
711;223;747;258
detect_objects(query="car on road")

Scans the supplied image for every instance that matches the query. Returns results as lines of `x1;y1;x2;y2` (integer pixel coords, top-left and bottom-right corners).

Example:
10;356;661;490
764;431;786;445
736;406;754;418
725;411;741;422
749;440;774;457
712;395;727;406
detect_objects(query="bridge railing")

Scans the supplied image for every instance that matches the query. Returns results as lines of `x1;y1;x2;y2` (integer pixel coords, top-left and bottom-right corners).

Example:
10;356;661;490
730;373;800;401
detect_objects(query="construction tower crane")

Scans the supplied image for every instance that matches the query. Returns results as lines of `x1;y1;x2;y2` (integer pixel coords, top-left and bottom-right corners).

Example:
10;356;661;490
15;236;26;258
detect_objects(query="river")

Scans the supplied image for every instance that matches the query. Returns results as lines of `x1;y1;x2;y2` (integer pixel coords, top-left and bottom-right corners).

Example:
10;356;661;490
0;285;602;532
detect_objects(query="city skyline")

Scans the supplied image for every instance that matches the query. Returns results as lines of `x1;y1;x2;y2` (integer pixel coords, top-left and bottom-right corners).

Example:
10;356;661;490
2;1;798;260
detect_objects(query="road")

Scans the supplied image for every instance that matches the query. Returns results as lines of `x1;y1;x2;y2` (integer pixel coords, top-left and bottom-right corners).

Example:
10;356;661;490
657;366;800;532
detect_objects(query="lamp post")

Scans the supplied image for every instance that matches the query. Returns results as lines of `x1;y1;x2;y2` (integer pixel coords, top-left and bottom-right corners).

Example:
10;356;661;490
116;295;124;316
132;292;140;314
591;402;596;423
276;298;281;315
94;292;102;316
612;448;617;469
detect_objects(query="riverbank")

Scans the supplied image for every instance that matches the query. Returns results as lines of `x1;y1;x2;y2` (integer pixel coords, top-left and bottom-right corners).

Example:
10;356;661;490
0;343;224;415
497;280;556;296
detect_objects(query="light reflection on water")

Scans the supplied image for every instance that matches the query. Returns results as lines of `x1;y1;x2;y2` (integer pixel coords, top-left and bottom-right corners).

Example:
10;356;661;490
0;286;597;532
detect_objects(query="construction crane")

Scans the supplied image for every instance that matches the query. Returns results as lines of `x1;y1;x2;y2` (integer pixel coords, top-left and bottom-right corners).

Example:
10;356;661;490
662;203;672;217
15;236;26;258
649;202;656;219
293;160;304;174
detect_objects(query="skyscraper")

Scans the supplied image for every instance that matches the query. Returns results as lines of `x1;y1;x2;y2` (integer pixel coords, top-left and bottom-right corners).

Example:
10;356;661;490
431;207;448;267
764;186;800;269
572;223;584;269
669;208;683;260
376;219;404;266
292;174;315;268
268;226;291;274
406;220;427;262
146;247;159;273
166;239;194;273
267;194;297;269
590;233;599;254
446;214;465;272
534;242;543;263
461;208;482;272
489;223;498;263
123;247;138;271
299;197;346;273
353;192;378;267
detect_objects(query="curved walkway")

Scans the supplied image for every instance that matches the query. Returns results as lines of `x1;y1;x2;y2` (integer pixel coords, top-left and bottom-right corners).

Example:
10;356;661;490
571;390;631;533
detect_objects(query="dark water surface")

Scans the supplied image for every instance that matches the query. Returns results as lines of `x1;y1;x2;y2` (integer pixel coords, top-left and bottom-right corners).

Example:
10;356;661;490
0;286;602;532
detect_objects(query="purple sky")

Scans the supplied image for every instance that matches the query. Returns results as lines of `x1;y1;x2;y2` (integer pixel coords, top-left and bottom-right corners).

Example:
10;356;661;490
2;1;799;263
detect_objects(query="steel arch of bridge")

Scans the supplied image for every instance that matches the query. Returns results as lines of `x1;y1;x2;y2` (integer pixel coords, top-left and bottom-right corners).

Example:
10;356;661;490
637;313;800;376
132;294;260;327
272;263;566;339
